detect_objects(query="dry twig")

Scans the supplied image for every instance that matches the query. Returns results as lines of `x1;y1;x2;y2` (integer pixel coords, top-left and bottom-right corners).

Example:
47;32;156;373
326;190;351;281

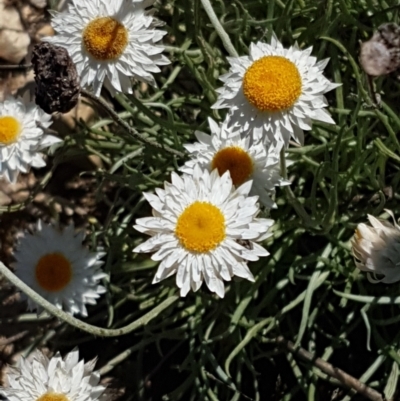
276;336;385;401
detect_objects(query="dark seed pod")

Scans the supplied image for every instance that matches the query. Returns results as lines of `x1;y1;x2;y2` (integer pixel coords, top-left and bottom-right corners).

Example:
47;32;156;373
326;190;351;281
31;42;80;114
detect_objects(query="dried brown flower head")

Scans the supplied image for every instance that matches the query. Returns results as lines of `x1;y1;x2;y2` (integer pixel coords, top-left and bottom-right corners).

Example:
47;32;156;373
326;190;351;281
360;23;400;77
31;42;80;114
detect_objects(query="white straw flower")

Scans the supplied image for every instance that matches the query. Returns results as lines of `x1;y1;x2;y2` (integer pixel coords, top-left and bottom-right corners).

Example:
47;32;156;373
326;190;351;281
12;221;107;317
44;0;170;96
212;33;339;146
180;118;289;208
0;348;108;401
352;210;400;283
133;166;274;298
0;96;60;183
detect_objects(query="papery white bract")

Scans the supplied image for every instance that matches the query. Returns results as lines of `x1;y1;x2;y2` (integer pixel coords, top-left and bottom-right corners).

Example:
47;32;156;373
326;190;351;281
12;221;107;316
0;96;60;183
352;210;400;283
181;117;289;208
212;34;339;146
0;348;108;401
44;0;170;96
133;166;274;297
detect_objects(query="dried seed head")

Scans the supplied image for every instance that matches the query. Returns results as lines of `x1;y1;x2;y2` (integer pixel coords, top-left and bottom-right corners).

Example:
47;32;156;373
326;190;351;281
31;42;80;114
360;23;400;77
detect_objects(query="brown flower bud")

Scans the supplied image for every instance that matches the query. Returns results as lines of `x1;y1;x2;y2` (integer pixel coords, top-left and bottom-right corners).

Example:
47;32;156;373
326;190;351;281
31;42;80;113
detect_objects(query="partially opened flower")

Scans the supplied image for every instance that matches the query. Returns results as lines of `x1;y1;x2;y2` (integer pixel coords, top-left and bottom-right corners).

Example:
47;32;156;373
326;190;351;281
133;166;274;297
352;211;400;283
0;96;61;183
44;0;170;96
212;33;339;146
180;118;289;208
0;348;108;401
12;221;107;316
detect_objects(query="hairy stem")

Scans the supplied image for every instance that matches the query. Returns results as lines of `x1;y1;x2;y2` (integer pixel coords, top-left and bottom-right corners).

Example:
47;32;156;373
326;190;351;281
199;0;239;58
0;261;178;337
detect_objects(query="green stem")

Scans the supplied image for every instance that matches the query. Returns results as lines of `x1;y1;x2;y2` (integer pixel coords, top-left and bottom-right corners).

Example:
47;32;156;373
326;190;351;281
0;261;178;337
280;148;314;227
199;0;239;57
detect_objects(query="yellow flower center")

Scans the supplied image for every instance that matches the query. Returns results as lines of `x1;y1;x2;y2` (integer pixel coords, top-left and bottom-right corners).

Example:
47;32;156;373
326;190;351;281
82;17;128;61
175;201;226;253
211;146;254;186
36;393;70;401
35;252;73;292
243;55;302;112
0;116;21;145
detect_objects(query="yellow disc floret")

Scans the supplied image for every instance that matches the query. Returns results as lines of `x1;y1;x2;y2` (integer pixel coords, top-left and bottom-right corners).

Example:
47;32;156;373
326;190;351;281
211;146;254;186
82;17;128;61
36;393;70;401
0;116;21;145
175;201;226;253
35;252;73;292
243;55;302;112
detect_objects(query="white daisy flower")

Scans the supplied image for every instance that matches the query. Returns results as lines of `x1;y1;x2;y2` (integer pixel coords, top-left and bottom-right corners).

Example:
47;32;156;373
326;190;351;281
12;221;107;317
133;166;274;298
212;33;340;146
0;96;61;183
352;210;400;283
44;0;170;97
0;348;108;401
180;118;289;209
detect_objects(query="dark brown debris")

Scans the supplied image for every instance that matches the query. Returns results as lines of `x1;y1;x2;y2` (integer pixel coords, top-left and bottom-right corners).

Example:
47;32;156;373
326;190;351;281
31;41;80;114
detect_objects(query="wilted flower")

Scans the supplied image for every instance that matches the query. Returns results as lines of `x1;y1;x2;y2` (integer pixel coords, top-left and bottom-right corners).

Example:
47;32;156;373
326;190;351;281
359;23;400;77
352;210;400;283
